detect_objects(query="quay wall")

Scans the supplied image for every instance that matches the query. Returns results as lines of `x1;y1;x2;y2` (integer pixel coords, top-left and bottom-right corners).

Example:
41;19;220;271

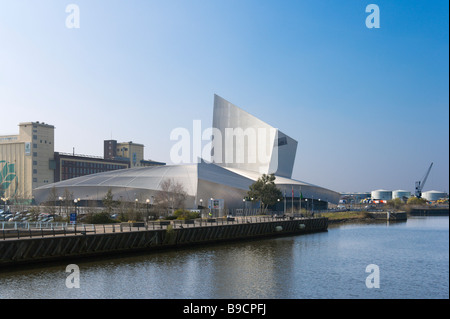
0;218;327;267
368;211;407;220
409;208;449;216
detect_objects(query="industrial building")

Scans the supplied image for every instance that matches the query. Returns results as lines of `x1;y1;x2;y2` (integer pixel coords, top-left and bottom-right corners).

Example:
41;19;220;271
392;190;411;200
0;123;165;202
34;95;341;211
0;122;55;201
371;189;393;201
422;190;447;202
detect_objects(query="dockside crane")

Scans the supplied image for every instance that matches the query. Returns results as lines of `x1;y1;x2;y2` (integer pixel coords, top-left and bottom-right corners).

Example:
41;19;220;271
415;162;433;198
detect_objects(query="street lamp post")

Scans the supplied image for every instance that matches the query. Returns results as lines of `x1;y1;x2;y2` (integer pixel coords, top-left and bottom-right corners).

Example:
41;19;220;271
209;198;213;218
146;199;150;224
135;198;138;219
1;197;8;213
74;198;81;220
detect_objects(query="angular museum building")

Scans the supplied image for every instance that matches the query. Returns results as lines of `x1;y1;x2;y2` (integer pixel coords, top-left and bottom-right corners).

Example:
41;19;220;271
34;95;340;212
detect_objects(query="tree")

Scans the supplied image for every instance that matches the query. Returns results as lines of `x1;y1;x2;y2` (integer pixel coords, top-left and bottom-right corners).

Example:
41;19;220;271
45;186;59;215
407;197;427;206
102;188;116;214
154;178;187;216
62;188;74;216
247;174;282;212
386;198;404;211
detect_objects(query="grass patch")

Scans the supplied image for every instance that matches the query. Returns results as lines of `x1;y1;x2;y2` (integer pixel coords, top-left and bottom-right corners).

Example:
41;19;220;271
320;211;370;221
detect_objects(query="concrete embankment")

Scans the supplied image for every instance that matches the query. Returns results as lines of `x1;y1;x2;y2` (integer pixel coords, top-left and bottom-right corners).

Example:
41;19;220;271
325;211;407;225
368;211;407;220
409;208;449;216
0;217;327;267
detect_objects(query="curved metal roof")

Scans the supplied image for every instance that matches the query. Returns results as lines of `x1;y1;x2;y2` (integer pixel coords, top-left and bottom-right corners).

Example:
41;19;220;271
34;161;341;206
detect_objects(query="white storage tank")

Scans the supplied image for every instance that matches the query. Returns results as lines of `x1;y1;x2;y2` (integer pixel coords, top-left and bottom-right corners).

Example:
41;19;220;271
392;190;411;200
371;189;392;200
422;190;447;201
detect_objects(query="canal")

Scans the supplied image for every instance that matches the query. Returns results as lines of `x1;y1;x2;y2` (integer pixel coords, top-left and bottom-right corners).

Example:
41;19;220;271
0;216;448;299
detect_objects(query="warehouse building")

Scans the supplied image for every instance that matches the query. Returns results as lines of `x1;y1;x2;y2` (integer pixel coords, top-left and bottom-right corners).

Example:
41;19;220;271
0;123;164;202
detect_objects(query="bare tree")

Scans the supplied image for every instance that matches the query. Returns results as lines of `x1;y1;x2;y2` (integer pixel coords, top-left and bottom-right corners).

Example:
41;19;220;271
154;178;187;216
62;188;74;217
45;186;59;215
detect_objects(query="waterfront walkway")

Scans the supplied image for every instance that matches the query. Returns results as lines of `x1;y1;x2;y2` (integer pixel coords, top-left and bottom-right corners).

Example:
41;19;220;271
0;216;328;267
1;215;312;240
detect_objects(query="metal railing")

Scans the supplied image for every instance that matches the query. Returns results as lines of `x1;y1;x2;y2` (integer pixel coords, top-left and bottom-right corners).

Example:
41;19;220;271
1;215;319;240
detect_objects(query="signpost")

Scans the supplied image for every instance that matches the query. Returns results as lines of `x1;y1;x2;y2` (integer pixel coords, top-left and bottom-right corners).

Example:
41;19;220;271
208;199;224;217
69;213;77;225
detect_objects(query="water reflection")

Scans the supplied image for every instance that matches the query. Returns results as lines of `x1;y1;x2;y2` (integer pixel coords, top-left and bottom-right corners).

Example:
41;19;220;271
0;217;448;299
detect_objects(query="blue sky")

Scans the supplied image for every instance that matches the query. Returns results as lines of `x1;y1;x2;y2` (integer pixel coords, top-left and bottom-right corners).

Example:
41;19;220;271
0;0;448;194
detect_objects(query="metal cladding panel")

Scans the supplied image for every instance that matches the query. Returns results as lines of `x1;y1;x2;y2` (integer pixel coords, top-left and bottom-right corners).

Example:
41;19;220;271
197;179;250;211
221;167;341;205
198;160;253;191
212;95;297;178
34;165;199;203
272;130;298;178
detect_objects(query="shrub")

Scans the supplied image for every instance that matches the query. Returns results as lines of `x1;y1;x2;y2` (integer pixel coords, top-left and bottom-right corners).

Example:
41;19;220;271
84;211;118;224
173;209;199;220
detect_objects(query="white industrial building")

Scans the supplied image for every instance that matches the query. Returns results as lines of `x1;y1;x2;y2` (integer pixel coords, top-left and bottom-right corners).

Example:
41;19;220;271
422;190;447;202
371;189;392;201
392;190;411;200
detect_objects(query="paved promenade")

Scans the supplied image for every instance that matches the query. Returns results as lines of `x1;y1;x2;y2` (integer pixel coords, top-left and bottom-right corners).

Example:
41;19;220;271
1;215;312;240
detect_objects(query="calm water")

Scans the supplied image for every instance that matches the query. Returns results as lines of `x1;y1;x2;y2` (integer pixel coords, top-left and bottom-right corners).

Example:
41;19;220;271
0;216;448;299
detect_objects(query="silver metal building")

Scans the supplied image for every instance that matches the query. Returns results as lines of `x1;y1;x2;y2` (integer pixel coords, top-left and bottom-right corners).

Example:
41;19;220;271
34;95;341;209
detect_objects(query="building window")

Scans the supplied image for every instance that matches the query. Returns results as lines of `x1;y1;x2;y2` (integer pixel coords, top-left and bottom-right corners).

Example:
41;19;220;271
277;137;287;146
